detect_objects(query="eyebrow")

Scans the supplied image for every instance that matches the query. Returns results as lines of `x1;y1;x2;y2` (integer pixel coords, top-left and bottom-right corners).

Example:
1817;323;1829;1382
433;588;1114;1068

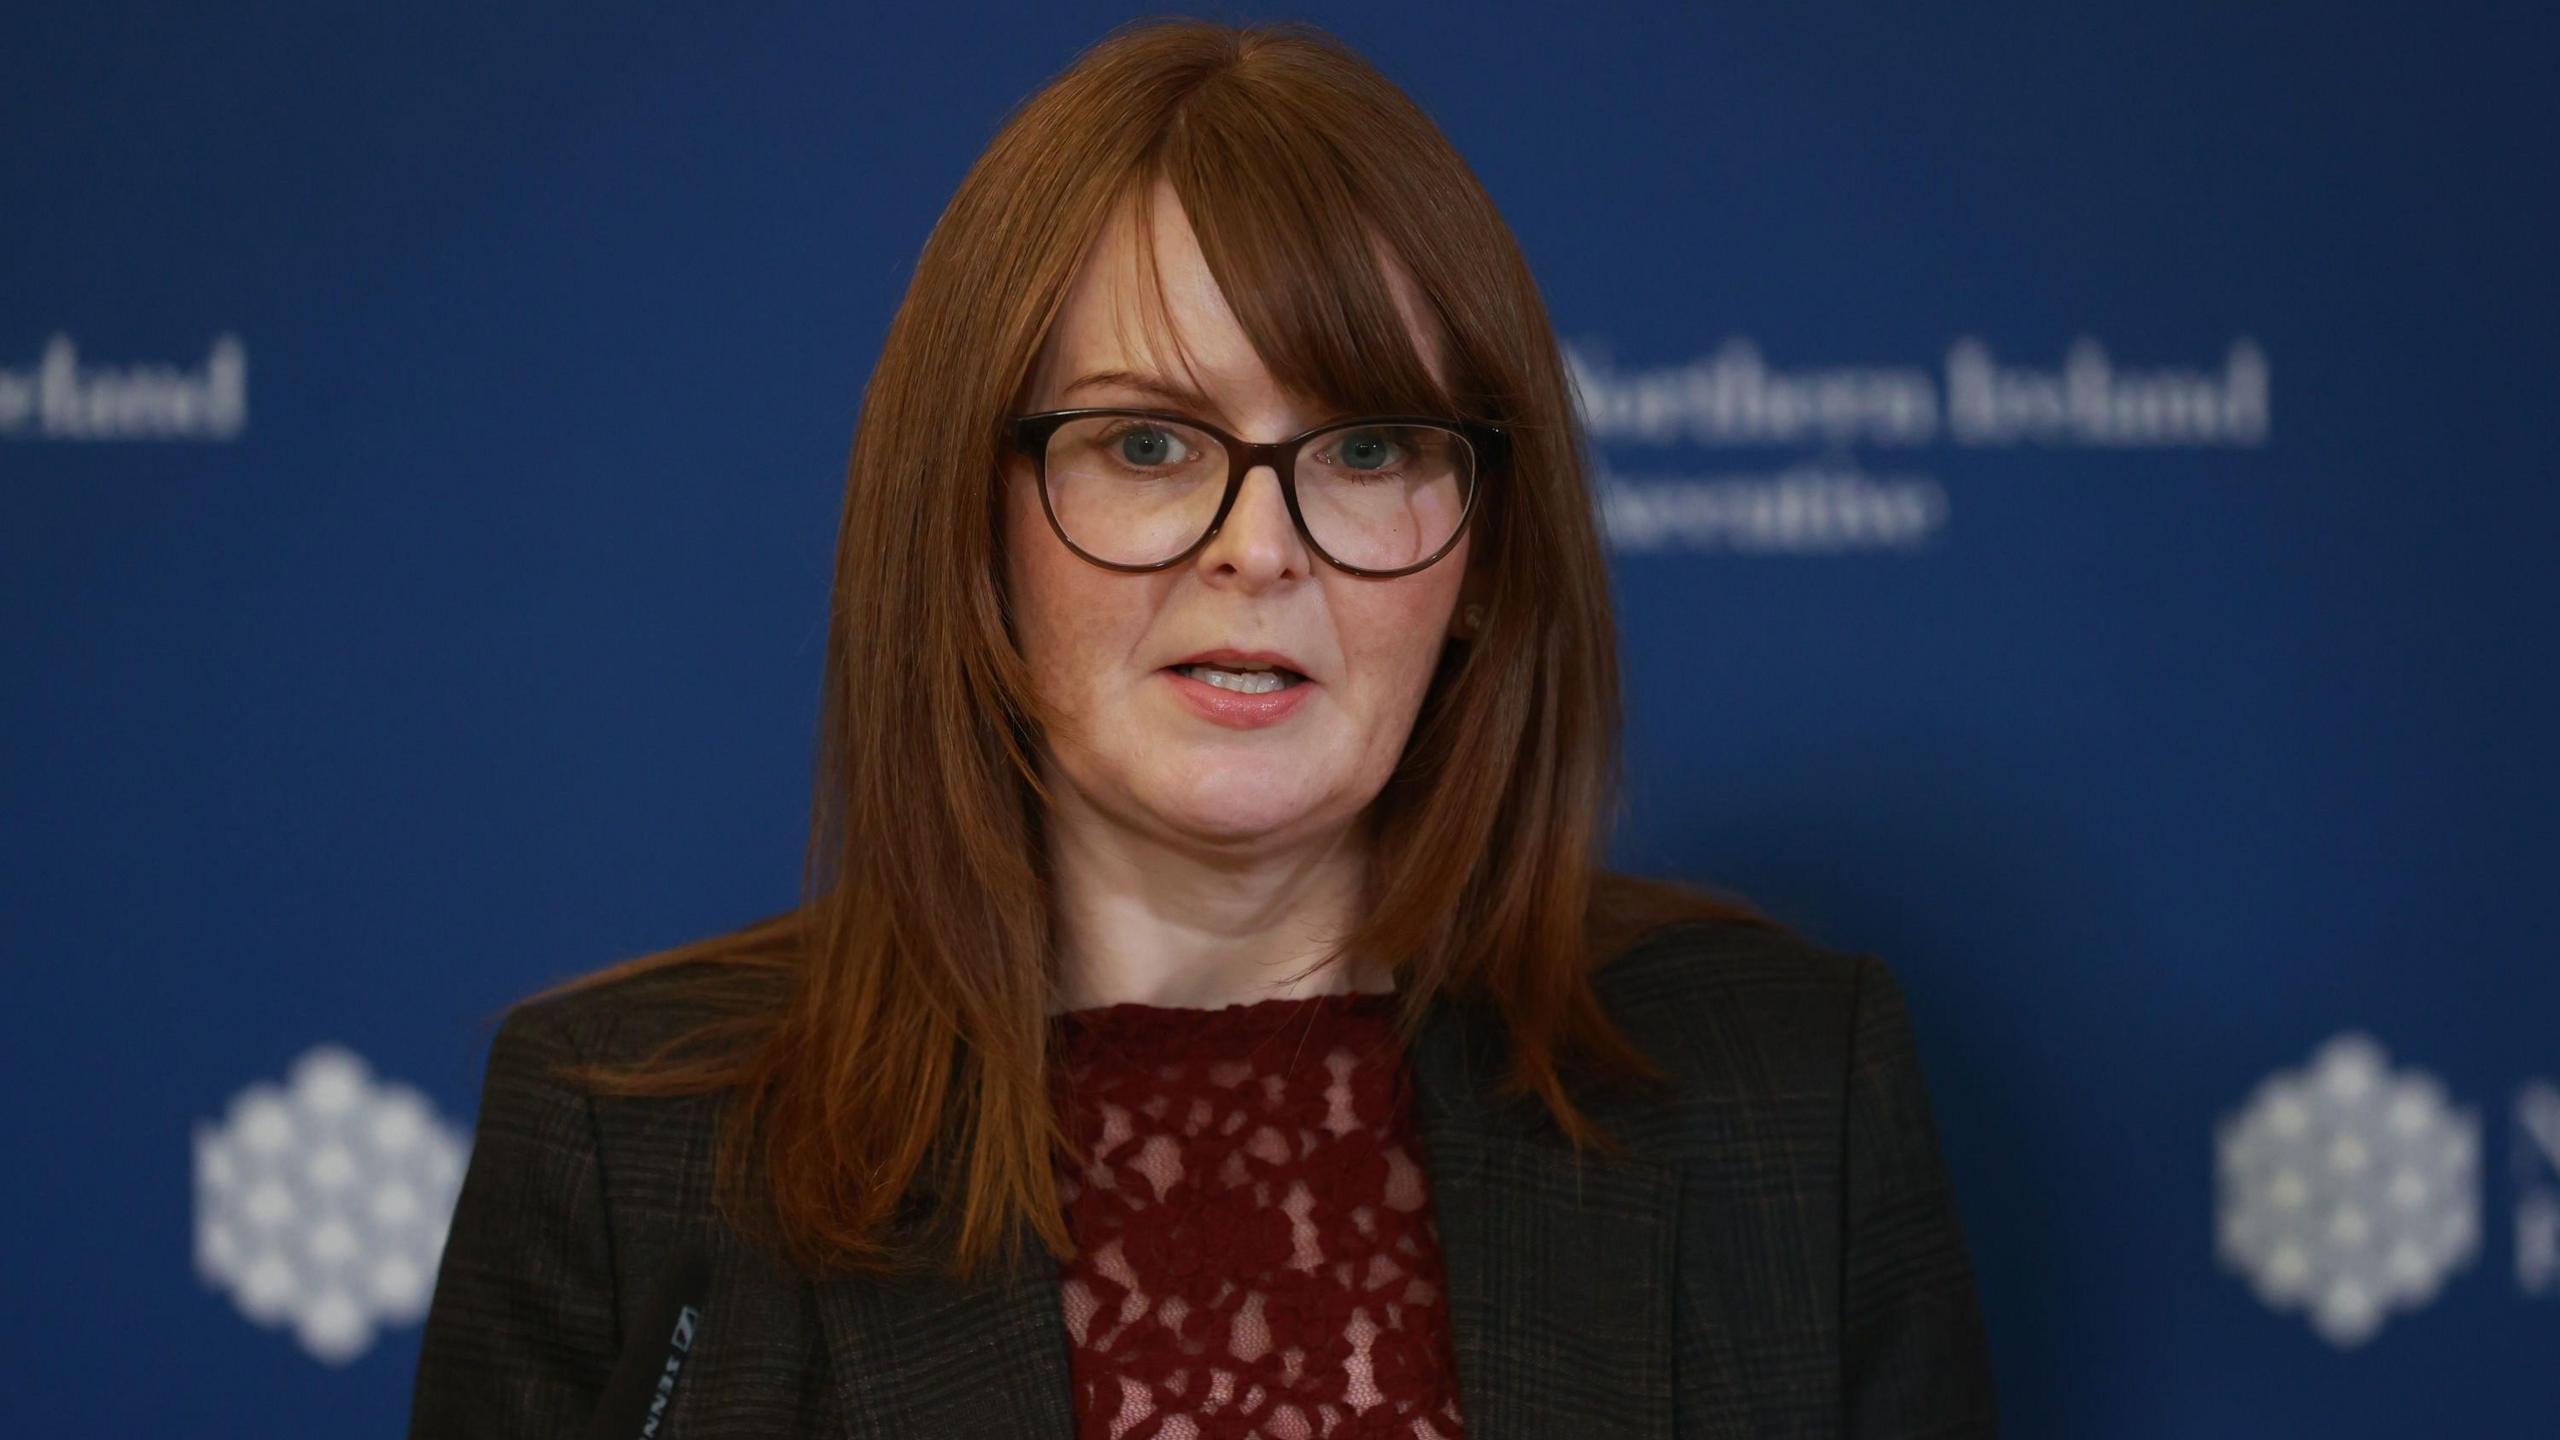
1059;370;1230;423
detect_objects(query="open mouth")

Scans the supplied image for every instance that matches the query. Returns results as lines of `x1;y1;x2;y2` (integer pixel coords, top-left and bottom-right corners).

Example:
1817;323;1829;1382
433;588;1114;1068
1166;662;1309;695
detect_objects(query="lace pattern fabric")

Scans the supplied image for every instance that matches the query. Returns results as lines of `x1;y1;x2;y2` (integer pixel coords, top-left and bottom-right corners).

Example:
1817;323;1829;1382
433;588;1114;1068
1049;990;1469;1440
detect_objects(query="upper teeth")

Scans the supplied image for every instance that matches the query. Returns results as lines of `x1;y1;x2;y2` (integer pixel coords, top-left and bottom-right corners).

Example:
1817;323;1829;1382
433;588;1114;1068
1181;664;1294;695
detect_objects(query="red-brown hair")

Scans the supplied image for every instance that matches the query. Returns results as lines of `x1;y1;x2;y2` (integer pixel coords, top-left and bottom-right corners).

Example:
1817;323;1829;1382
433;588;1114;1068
528;16;1784;1285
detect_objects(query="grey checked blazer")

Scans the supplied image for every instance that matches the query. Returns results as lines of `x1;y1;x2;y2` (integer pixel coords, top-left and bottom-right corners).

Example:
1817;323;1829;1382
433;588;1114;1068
408;918;1999;1438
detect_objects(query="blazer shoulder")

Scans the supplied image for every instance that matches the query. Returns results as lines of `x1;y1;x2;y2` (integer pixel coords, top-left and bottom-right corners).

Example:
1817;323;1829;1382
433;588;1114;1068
1591;915;1893;1101
498;953;767;1074
482;957;754;1227
1593;914;1869;1026
417;956;765;1437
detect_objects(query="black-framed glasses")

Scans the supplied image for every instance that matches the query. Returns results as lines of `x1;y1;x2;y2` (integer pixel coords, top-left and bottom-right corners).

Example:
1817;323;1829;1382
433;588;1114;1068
1005;407;1504;577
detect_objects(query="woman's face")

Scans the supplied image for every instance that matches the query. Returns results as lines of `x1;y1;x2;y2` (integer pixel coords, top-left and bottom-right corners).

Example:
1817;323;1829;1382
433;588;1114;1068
1001;181;1473;855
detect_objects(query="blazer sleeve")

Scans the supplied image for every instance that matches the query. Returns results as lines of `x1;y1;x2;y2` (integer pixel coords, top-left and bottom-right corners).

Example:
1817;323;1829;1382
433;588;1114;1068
409;1001;622;1438
1840;953;2000;1438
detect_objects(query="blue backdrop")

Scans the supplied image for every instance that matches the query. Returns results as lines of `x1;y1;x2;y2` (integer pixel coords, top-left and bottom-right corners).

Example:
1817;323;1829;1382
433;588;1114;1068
5;2;2553;1433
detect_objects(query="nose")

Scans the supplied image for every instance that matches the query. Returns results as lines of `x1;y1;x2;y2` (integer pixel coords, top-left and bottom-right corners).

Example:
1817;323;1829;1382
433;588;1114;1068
1194;460;1310;581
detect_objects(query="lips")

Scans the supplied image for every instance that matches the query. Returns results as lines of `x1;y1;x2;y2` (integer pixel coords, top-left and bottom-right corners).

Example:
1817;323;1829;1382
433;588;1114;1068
1162;647;1311;682
1160;662;1317;729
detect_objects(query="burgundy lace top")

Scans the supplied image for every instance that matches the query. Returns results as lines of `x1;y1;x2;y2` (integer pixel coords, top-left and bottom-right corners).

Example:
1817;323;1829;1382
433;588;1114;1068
1048;989;1471;1440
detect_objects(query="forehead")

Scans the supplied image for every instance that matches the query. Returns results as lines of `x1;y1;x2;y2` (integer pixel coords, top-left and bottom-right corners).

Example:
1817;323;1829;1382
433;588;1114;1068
1033;178;1450;420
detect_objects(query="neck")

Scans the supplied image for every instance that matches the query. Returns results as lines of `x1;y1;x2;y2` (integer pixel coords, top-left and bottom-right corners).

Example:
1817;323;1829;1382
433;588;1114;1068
1041;776;1395;1014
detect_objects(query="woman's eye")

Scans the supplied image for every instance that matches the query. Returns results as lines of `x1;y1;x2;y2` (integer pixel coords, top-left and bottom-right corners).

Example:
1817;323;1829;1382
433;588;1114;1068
1110;426;1189;466
1331;430;1406;471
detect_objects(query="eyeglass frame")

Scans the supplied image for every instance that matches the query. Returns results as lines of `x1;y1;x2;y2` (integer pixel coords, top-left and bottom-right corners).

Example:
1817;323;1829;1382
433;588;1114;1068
1004;406;1505;578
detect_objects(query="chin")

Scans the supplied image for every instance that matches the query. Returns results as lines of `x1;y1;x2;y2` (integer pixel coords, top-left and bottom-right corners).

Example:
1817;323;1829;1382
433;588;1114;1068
1144;770;1335;841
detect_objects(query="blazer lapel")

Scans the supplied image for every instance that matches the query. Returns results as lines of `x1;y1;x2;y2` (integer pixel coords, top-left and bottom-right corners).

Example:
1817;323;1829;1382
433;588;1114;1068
810;1203;1075;1438
811;1082;1076;1440
1410;990;1682;1440
811;986;1681;1439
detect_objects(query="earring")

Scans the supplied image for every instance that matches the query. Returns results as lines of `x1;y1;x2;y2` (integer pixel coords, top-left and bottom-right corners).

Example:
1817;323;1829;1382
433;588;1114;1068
1461;602;1486;636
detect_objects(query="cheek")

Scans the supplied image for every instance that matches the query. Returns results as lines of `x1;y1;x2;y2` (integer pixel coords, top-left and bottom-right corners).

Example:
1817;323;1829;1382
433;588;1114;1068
1340;563;1466;713
1002;470;1135;708
1003;470;1076;659
1000;472;1049;648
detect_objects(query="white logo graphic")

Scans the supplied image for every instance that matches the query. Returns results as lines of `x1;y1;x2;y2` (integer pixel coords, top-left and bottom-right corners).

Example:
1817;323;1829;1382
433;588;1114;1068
194;1044;470;1363
2215;1032;2481;1347
2517;1080;2560;1297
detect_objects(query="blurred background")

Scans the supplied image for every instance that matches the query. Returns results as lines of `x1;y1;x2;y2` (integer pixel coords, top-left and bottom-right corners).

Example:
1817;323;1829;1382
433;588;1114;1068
4;2;2553;1433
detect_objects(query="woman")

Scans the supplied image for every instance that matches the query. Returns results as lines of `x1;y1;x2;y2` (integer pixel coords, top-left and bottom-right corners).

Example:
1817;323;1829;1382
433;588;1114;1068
410;18;1997;1439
